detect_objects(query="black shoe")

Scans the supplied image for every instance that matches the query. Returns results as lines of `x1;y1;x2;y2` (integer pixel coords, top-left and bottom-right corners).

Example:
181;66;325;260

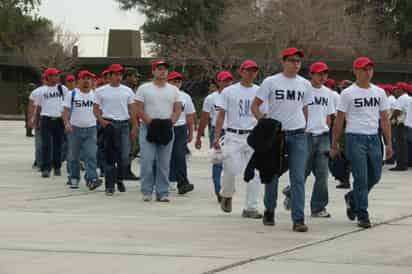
357;219;372;229
88;179;102;191
344;194;356;221
54;169;61;176
336;181;350;189
117;181;126;192
178;183;194;195
66;178;72;185
263;210;275;226
220;197;232;213
105;188;115;196
389;166;408;171
293;220;308;232
41;170;50;178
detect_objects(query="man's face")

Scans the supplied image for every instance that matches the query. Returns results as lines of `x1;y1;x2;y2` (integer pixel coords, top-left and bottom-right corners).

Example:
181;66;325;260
217;79;233;90
65;80;76;90
126;74;138;86
354;65;374;83
78;77;92;90
311;72;328;86
103;75;110;84
282;54;302;75
208;83;218;93
168;79;182;89
152;65;169;80
239;68;258;82
393;88;404;98
110;72;123;85
47;74;60;85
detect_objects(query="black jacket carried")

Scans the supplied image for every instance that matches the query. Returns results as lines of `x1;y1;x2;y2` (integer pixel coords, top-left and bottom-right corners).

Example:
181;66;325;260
244;118;287;184
146;119;173;145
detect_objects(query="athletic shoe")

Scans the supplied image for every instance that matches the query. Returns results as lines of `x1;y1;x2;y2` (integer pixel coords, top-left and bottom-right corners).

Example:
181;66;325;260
242;209;263;219
70;180;80;189
156;196;170;203
178;183;194;195
220;197;232;213
293;221;308;232
41;171;50;178
143;194;152;202
117;181;126;192
344;193;356;221
357;219;372;229
87;179;102;191
311;209;331;218
105;188;115;196
262;210;275;226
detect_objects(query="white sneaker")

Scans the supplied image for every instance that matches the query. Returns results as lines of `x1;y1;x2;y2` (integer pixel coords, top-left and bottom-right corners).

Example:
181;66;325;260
169;182;177;192
143;194;152;202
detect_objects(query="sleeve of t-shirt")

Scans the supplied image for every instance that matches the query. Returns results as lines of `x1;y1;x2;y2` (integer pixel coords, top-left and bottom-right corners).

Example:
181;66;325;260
185;96;196;114
302;82;313;106
215;90;227;111
337;91;350;113
62;92;72;108
135;86;145;102
394;96;406;111
33;90;43;106
379;90;390;112
202;95;212;113
127;89;135;105
327;94;335;115
255;78;271;102
174;88;182;103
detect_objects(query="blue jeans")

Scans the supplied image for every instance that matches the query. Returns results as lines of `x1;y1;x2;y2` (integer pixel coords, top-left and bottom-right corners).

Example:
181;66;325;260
345;133;382;221
305;133;330;213
67;126;97;182
264;132;308;222
40;116;64;172
103;121;130;190
210;126;224;194
140;124;174;198
169;125;190;185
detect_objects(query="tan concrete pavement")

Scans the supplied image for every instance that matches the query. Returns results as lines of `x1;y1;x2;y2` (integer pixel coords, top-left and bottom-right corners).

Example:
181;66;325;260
0;121;411;274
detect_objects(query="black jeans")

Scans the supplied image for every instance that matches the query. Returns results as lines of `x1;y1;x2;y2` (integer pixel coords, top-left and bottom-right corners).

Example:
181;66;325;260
393;124;408;169
40;116;64;172
169;125;189;186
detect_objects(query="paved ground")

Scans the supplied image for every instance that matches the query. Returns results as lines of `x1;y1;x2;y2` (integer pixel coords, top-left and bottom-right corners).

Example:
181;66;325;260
0;121;411;274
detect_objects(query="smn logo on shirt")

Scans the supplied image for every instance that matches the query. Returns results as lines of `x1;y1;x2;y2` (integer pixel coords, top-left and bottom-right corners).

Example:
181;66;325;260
74;100;94;108
275;90;304;101
309;96;328;106
239;99;251;117
44;92;63;100
354;97;380;108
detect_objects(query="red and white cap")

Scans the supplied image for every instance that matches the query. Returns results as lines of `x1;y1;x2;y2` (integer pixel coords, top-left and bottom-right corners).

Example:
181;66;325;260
353;57;374;70
240;60;258;70
167;72;183;81
310;62;328;73
216;71;233;81
282;47;304;59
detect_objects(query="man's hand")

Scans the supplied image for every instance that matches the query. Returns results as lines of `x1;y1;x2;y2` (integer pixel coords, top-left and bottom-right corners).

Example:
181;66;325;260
64;123;73;134
213;137;221;150
100;119;111;128
386;145;393;160
195;137;202;150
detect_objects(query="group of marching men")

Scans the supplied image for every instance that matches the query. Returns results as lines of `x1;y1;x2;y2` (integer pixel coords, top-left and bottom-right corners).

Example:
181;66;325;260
27;46;412;232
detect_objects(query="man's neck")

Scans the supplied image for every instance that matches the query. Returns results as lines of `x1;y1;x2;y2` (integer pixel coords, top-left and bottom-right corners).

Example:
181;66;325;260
46;83;56;87
109;83;120;88
79;88;90;93
153;79;166;87
240;80;253;88
311;81;322;89
356;80;370;89
283;71;297;79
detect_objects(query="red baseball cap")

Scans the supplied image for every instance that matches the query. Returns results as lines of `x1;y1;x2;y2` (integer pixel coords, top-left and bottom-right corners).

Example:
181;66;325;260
43;68;61;78
394;82;409;91
353;57;374;70
282;47;304;59
65;74;75;82
310;62;329;73
78;70;95;79
167;72;183;81
152;60;169;71
324;79;336;89
240;60;259;70
407;85;412;95
101;69;110;77
107;64;124;73
216;71;233;81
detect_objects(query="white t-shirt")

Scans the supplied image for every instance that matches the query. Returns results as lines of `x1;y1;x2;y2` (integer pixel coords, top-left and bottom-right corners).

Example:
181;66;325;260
94;84;134;121
216;82;259;130
329;90;340;114
34;85;68;118
337;84;389;135
388;95;398;110
255;73;312;130
394;94;412;127
29;86;43;102
135;82;181;121
202;91;220;127
175;90;196;126
63;89;96;128
306;85;335;135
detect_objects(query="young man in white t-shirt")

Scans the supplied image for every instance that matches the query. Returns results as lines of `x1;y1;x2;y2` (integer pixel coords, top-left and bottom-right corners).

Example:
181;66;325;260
251;47;312;232
195;71;234;202
94;64;137;196
63;70;101;190
331;57;392;229
167;72;195;195
135;60;182;202
213;60;262;218
33;68;68;178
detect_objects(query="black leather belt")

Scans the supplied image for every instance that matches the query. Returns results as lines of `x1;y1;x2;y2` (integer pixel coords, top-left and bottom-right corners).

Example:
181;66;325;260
103;118;129;123
283;128;305;136
227;128;252;135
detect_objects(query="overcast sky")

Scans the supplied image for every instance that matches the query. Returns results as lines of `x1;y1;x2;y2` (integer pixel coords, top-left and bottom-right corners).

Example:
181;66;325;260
38;0;147;57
